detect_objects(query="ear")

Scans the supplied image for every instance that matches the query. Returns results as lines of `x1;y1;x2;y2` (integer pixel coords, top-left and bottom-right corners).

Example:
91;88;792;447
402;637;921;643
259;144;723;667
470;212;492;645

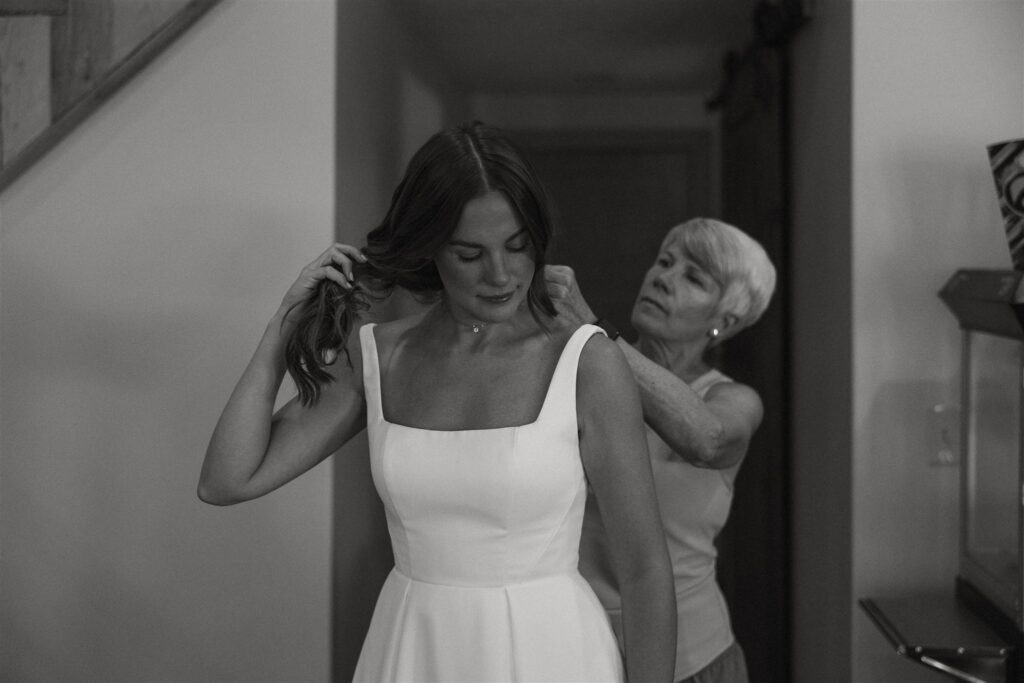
708;312;740;345
719;312;740;335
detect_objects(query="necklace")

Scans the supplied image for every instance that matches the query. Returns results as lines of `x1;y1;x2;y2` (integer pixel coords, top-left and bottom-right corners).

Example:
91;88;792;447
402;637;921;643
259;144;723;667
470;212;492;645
440;298;487;333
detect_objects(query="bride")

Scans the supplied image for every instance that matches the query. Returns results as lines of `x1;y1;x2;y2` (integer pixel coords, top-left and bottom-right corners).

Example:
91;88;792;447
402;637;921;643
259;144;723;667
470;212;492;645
198;121;675;683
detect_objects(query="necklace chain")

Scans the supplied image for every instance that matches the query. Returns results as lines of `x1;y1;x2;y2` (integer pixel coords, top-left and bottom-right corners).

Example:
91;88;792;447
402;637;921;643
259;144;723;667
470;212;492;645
440;299;486;333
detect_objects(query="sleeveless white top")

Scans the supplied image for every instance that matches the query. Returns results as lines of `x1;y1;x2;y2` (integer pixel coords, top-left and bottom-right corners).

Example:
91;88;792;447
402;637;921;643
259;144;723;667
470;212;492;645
580;368;738;681
353;323;624;682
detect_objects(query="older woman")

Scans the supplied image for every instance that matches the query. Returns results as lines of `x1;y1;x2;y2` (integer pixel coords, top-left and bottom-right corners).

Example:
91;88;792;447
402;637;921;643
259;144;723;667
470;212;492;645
544;217;776;683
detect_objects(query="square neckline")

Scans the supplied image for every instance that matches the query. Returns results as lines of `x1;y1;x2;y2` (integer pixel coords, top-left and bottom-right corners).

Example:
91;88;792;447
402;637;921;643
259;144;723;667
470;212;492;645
364;323;599;434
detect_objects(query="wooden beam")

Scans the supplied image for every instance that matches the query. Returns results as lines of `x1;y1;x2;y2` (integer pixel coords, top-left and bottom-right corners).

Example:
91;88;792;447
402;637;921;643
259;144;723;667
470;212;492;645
0;0;67;16
51;0;115;119
0;17;52;165
0;0;222;191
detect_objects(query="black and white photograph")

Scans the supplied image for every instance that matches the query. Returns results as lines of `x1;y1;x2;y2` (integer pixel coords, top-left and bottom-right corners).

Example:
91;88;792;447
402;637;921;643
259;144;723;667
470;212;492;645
1;1;1022;682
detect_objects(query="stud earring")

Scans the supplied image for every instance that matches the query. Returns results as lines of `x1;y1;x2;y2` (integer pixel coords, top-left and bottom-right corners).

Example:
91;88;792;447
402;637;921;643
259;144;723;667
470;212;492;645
708;328;720;339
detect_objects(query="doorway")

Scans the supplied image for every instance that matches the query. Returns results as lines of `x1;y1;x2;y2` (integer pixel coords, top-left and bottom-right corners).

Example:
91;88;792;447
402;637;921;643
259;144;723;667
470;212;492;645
519;125;790;683
518;129;713;338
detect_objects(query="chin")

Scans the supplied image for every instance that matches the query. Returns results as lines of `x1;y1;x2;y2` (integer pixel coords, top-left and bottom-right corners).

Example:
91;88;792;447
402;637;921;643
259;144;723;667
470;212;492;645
629;305;648;331
630;308;662;339
475;290;529;322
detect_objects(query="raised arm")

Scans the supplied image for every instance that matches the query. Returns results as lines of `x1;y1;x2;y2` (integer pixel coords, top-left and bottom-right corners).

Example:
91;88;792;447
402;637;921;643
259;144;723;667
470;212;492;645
546;265;762;470
577;334;676;683
198;244;368;505
616;342;762;470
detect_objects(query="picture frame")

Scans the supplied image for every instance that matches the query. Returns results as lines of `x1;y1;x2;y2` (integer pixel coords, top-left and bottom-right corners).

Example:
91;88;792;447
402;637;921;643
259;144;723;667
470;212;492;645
0;0;222;191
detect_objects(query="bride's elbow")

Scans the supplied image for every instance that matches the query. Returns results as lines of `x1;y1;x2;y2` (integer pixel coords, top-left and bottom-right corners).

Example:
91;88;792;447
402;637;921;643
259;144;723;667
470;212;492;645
196;475;247;506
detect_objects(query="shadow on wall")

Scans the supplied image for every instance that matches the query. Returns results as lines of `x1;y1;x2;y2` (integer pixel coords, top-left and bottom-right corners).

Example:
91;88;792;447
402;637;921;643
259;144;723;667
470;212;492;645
860;378;960;594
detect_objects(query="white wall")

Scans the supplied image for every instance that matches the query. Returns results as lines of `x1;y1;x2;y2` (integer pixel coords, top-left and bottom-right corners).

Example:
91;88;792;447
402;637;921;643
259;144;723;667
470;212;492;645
0;1;336;681
851;2;1024;681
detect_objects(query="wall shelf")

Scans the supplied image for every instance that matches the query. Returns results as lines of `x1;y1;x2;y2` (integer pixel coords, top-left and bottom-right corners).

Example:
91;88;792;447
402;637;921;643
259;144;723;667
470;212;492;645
859;593;1016;682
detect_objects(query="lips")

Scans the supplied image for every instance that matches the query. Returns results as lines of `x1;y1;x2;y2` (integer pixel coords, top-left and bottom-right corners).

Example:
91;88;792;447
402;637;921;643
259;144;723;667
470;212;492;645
639;295;668;314
479;290;516;304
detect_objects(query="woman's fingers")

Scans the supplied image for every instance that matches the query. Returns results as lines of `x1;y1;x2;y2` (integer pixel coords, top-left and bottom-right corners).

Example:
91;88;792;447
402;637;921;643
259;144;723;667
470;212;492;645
300;248;354;289
544;264;574;285
546;282;568;299
321;243;367;283
319;264;351;288
543;265;575;297
335;243;367;261
305;244;359;285
542;264;594;324
279;245;362;319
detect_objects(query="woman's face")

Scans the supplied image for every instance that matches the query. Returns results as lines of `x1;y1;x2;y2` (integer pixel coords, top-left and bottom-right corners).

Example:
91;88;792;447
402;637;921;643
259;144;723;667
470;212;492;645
434;191;536;324
630;237;725;344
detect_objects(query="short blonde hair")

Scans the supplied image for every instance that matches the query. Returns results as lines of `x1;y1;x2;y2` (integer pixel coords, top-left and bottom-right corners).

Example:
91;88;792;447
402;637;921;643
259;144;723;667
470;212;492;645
661;217;776;339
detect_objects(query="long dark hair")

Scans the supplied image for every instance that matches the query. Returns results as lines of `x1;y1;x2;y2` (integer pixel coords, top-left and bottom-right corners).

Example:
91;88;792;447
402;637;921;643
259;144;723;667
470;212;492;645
284;121;558;405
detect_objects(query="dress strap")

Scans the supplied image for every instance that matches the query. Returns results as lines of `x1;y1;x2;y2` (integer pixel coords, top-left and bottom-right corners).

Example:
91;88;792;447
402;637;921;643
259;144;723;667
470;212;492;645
358;323;384;423
534;323;605;425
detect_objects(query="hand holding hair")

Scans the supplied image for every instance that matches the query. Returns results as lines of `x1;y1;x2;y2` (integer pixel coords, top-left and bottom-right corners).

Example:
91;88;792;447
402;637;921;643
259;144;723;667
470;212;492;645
278;243;368;324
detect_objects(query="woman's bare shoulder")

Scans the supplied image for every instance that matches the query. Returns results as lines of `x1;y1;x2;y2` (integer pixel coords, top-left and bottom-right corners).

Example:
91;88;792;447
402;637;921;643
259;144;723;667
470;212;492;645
320;312;424;392
369;310;431;346
576;330;633;392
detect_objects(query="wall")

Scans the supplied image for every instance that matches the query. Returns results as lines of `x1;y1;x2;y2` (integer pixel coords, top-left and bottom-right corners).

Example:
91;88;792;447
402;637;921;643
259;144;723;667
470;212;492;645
330;3;401;678
788;0;854;679
470;92;720;214
396;15;472;168
400;71;445;169
0;1;336;681
329;7;464;678
470;92;714;130
792;1;1024;680
850;2;1024;681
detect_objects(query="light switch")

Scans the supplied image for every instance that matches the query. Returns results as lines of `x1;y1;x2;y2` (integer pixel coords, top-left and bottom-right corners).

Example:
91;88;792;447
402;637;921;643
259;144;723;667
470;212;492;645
927;403;960;466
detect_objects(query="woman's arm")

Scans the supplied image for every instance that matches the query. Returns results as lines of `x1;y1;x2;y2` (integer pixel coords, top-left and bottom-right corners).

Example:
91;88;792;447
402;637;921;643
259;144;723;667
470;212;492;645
577;334;676;683
197;245;368;505
546;265;762;469
617;342;762;470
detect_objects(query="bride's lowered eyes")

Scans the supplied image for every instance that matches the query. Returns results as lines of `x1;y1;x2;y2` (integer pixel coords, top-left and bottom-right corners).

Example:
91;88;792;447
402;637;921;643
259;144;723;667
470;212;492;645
452;233;532;262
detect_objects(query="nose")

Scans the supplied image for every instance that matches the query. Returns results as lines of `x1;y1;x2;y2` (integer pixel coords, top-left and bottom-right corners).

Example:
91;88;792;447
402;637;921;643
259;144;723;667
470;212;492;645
652;267;673;294
485;253;512;287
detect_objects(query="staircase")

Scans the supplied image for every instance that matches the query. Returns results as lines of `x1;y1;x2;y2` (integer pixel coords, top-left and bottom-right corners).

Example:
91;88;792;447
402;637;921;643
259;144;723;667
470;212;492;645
0;0;220;191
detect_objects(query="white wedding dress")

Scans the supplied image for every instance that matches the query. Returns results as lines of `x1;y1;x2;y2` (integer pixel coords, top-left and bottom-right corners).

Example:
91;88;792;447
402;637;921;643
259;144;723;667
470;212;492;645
352;323;624;682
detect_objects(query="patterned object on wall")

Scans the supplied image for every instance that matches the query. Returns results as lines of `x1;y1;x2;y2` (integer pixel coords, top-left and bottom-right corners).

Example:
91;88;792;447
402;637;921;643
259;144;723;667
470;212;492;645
988;139;1024;271
0;0;220;191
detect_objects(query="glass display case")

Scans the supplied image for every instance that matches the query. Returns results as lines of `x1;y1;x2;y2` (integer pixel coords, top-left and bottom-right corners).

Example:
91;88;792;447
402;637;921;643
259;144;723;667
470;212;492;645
859;147;1024;681
940;269;1024;643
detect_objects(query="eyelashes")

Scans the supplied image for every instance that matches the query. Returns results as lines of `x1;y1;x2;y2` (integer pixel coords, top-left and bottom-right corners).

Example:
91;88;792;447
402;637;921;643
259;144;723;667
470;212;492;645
455;242;531;262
